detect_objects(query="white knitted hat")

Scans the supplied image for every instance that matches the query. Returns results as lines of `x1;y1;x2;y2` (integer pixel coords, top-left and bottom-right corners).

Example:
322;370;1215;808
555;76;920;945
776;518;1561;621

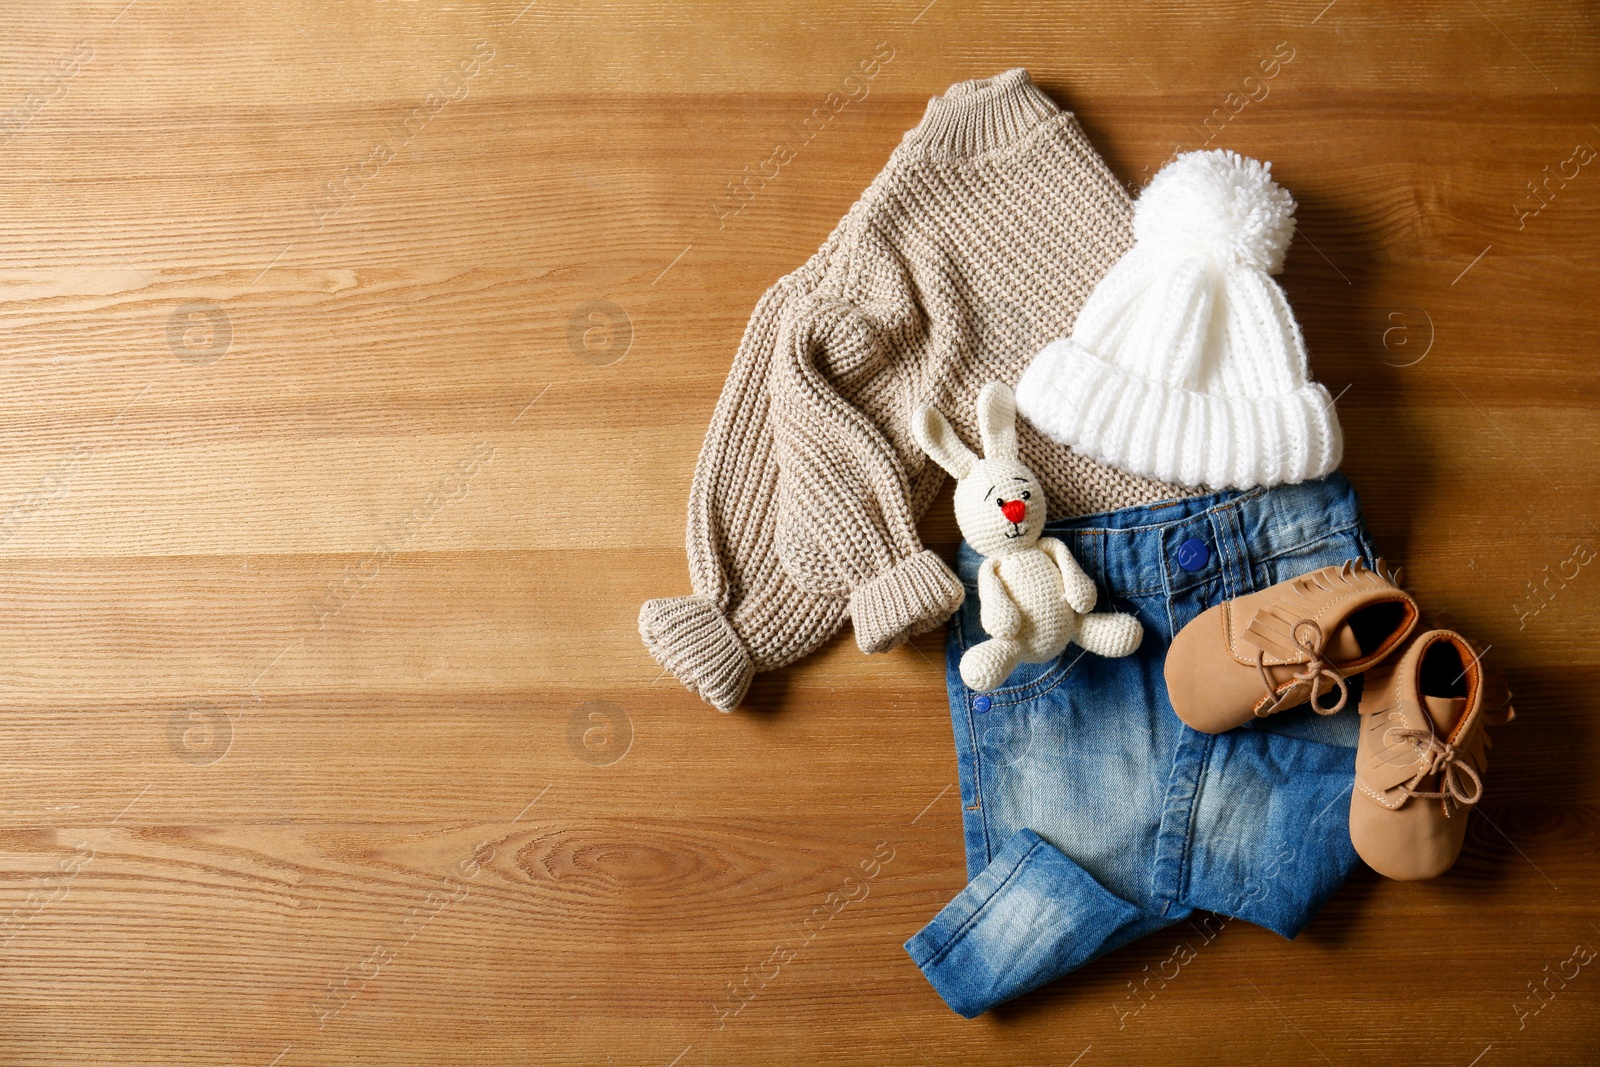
1015;149;1342;491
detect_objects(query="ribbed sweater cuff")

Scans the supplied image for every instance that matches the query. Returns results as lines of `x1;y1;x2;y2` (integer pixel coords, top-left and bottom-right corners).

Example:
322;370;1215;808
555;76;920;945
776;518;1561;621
638;595;755;713
849;550;965;654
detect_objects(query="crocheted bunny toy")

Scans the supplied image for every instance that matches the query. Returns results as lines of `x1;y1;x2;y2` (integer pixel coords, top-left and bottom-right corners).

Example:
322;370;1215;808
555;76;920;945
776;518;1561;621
913;382;1144;692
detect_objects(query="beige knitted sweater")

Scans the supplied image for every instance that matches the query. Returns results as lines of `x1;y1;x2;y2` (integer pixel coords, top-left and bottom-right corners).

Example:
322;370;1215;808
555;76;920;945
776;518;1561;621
641;69;1187;712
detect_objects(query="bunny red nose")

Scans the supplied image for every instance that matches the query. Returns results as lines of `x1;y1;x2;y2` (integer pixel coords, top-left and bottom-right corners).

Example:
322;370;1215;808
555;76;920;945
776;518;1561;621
1000;499;1027;525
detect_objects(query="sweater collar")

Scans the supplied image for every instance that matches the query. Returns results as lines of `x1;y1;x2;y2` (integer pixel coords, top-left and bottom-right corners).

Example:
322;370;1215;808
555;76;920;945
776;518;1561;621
900;68;1061;158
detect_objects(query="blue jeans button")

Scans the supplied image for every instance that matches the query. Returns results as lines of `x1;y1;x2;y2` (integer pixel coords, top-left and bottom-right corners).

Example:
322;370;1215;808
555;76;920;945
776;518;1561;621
973;695;992;713
1176;537;1210;572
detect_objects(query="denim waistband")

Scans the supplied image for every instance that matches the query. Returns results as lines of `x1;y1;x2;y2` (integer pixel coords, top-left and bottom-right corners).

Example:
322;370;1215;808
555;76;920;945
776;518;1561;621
955;473;1365;600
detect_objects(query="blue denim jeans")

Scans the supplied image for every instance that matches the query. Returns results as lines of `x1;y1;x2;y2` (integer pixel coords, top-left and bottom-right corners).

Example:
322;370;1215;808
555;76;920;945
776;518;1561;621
905;473;1379;1017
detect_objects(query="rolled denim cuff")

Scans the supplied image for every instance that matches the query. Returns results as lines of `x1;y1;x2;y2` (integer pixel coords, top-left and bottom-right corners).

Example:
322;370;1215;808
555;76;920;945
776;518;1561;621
905;828;1145;1018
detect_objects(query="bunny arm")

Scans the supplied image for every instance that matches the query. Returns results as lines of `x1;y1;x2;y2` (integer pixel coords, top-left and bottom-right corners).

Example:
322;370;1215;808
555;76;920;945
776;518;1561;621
1038;536;1098;614
977;558;1024;640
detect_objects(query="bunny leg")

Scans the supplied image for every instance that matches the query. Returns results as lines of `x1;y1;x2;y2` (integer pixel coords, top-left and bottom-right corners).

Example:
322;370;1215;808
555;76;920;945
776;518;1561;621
1074;612;1144;658
960;638;1022;692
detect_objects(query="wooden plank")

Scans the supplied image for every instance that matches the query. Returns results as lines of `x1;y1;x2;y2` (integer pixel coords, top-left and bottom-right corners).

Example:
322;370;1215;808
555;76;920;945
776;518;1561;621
0;0;1593;1062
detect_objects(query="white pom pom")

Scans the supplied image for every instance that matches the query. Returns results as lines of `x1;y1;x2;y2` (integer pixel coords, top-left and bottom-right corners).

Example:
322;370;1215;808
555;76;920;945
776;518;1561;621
1132;149;1297;274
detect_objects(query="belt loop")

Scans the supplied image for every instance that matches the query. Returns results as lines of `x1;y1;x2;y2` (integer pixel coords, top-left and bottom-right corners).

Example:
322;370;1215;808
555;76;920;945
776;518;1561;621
1209;503;1251;599
1071;528;1108;604
1090;528;1112;601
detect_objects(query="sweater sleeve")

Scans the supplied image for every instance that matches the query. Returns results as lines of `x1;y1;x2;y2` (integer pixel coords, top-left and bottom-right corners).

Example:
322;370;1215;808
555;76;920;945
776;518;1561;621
639;224;964;712
768;230;965;653
639;277;853;712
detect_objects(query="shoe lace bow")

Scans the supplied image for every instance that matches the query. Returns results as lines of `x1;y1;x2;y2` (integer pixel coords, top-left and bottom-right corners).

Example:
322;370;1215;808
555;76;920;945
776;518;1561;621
1255;619;1349;716
1384;724;1484;809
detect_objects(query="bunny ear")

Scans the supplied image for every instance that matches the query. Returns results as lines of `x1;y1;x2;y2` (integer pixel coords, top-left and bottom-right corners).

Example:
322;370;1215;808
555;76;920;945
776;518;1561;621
976;382;1018;460
913;405;977;479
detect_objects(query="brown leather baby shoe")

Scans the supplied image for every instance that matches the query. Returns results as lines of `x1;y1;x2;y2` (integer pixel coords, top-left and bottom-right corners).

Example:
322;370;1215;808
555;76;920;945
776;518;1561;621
1350;629;1514;880
1165;560;1419;734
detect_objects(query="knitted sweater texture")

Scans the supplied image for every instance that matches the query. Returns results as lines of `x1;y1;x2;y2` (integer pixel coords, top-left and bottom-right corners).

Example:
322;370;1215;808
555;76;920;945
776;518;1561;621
641;69;1189;712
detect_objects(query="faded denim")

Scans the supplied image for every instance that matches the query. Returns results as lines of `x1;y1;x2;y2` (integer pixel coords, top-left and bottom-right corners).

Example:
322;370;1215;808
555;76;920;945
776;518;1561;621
905;473;1378;1017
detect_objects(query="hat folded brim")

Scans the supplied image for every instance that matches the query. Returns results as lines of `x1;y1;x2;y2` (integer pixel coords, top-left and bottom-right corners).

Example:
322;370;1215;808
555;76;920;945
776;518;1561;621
1015;338;1344;491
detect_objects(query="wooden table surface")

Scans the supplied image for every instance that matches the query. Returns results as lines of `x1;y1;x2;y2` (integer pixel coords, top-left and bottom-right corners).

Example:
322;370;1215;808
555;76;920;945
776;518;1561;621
0;1;1595;1064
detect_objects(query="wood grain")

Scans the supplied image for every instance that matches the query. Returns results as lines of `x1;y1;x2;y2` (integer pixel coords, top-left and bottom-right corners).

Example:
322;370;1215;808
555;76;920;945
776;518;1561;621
0;0;1595;1063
